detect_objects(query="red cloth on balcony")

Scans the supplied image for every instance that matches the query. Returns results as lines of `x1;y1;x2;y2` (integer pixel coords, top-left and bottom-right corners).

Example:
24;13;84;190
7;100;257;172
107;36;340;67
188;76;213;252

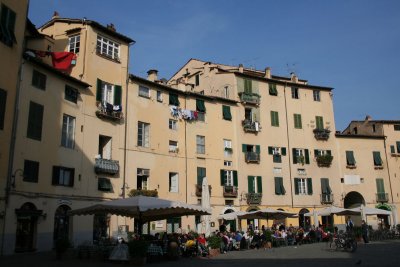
50;52;76;70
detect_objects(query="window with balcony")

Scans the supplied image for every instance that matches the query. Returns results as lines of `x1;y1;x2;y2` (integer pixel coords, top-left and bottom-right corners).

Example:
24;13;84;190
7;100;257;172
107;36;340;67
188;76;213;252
23;160;39;183
139;85;150;98
242;144;260;163
0;88;6;130
373;151;383;168
137;168;150;190
274;177;286;195
313;90;321;101
291;87;299;99
0;4;16;47
242;107;260;132
169;172;179;193
292;148;309;165
32;70;47;90
196;99;206;122
138;122;150;147
68;34;80;53
96;35;120;61
224;139;232;157
294;114;302;129
247;176;262;204
169;140;178;153
221;170;238;197
376;178;388;202
320;178;333;203
61;114;75;149
96;79;122;120
314;149;333;167
27;101;44;141
96;135;119;175
270;111;279;127
196;135;205;154
52;166;74;187
268;146;286;163
294;178;312;195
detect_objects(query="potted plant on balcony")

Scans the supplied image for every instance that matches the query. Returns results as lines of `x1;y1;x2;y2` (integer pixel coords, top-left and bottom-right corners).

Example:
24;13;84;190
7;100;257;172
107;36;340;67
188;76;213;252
316;154;333;167
297;155;305;165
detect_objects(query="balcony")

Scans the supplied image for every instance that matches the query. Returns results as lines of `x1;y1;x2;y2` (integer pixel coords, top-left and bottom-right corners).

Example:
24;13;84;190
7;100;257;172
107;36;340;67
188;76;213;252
320;193;334;204
313;128;331;141
316;154;333;167
94;158;119;175
245;152;260;163
376;192;389;203
95;103;123;121
239;92;260;105
223;186;238;198
128;189;158;197
242;119;261;133
246;192;262;205
195;184;212;197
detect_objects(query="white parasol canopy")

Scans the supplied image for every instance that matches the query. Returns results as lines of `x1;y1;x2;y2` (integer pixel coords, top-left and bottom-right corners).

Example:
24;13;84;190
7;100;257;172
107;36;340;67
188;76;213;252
238;208;298;220
349;205;392;216
201;177;211;237
304;206;360;217
217;211;246;220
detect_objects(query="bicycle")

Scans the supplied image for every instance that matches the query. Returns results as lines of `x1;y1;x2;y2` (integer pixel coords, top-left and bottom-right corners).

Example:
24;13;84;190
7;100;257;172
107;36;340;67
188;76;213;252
329;232;357;252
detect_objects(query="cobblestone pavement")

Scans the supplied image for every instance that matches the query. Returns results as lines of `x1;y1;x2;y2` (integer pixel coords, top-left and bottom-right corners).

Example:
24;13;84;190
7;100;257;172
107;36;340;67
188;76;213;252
1;240;399;267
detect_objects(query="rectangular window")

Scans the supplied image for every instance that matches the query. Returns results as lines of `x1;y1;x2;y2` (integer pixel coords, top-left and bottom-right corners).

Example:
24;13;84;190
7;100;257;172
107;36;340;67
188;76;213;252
96;79;122;106
23;160;39;183
195;74;200;86
320;178;332;194
292;148;310;164
224;139;232;157
68;34;80;53
394;124;400;131
271;111;279;127
247;176;262;193
0;88;6;130
269;84;278;96
0;4;16;46
169;119;177;130
196;135;205;154
376;178;385;193
169;172;179;193
52;166;74;187
373;151;383;166
96;35;120;60
32;70;47;90
196;99;206;122
137;168;149;190
390;145;395;154
224;160;232;167
244;79;252;94
316;116;324;130
197;167;206;185
169;140;178;152
291;87;299;99
156;90;163;102
397;141;400;153
98;135;112;159
294;114;302;129
65;85;78;103
223;86;229;99
346;151;356;166
313;90;320;101
139;85;150;98
61;114;75;149
274;177;286;195
98;177;112;192
220;170;238;187
137;122;150;147
294;178;312;195
222;105;232;121
169;92;180;106
27;101;44;141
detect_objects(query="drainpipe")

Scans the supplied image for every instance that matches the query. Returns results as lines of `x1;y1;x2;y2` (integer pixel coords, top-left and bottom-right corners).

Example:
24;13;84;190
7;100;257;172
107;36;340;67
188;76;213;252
283;82;294;208
382;135;394;204
184;95;188;203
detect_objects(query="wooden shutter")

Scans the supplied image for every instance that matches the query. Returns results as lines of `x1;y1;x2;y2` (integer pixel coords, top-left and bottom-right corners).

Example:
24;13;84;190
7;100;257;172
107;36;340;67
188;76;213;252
327;150;332;155
293;148;298;164
274;177;281;195
321;178;329;194
220;170;225;185
376;178;385;193
346;151;356;165
305;149;310;164
27;102;44;141
373;151;382;165
396;142;400;153
307;178;313;195
316;116;324;130
257;176;262;193
268;146;273;155
96;78;103;101
242;144;247;152
222;105;232;120
198;167;204;185
196;99;206;112
294;178;299;195
113;85;122;105
233;171;238;186
52;166;60;185
314;149;319;157
248;176;255;193
69;168;75;187
281;147;286;156
0;89;6;130
256;145;260;153
390;145;396;154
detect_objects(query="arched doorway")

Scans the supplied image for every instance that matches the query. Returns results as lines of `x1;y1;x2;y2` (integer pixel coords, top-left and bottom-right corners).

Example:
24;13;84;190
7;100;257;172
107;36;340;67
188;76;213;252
53;205;71;244
223;208;237;232
15;202;43;252
93;214;110;244
274;208;286;228
298;208;310;230
246;206;259;231
376;203;391;228
343;191;365;209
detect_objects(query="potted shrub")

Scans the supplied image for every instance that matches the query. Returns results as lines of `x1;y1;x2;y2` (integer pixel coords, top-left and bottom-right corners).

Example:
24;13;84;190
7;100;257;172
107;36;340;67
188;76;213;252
128;239;149;265
207;235;221;257
55;237;71;260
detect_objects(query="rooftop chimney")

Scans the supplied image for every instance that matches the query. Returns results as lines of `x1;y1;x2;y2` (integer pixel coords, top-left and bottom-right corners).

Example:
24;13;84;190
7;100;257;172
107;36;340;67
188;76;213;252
52;11;59;19
239;64;244;73
107;23;116;32
264;67;271;79
147;69;158;82
365;115;372;121
290;72;298;83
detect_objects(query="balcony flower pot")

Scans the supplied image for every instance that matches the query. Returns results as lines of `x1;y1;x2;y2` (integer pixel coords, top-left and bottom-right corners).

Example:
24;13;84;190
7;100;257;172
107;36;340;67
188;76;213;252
316;155;333;167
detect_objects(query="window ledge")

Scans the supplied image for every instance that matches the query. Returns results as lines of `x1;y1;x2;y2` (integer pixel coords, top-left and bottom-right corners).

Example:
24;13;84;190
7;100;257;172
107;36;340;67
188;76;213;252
374;166;384;170
346;165;357;169
96;52;121;63
391;153;400;157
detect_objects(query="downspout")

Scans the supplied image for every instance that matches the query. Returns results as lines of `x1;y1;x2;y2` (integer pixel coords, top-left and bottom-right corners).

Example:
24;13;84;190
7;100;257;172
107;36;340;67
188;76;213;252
283;82;294;208
382;134;394;204
184;94;188;203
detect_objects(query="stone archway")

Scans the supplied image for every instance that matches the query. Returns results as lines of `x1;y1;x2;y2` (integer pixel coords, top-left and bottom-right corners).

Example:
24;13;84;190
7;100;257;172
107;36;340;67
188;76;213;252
344;191;365;209
15;202;42;252
53;205;71;243
246;206;260;230
298;208;310;229
223;208;237;232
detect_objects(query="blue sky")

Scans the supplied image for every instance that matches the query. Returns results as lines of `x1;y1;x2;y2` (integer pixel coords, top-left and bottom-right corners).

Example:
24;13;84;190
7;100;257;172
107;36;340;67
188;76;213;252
28;0;400;131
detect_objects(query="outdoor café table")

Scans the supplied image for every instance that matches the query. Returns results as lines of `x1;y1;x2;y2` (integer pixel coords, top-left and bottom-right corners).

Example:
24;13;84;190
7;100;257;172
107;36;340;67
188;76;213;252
272;237;286;247
147;244;164;257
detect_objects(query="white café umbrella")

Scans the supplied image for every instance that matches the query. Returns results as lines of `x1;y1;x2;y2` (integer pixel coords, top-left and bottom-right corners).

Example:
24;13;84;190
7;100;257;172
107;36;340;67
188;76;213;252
217;211;246;220
238;208;298;221
305;206;360;217
201;177;211;237
349;205;392;222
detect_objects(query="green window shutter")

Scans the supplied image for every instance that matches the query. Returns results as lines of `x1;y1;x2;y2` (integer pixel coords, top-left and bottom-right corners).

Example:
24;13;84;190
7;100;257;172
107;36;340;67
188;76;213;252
294;114;302;129
390;145;395;154
197;167;206;185
0;89;6;130
220;170;225;185
114;85;122;105
373;151;382;165
314;150;319;157
222;105;232;120
280;178;286;195
269;84;277;96
305;149;310;164
248;176;255;193
96;78;103;101
281;147;286;156
292;148;298;164
268;146;273;155
321;178;328;194
244;79;252;94
316;116;324;130
242;144;247;152
52;166;59;185
294;178;299;195
274;177;281;195
27;102;44;141
376;178;385;193
69;168;75;187
233;171;238;186
396;142;400;153
256;145;260;153
307;178;313;195
271;111;279;126
346;151;356;165
196;99;206;112
169;93;180;106
257;176;262;193
327;150;332;156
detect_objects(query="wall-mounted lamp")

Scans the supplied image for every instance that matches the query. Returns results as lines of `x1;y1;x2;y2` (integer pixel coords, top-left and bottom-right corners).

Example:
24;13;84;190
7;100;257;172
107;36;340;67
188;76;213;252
11;169;24;188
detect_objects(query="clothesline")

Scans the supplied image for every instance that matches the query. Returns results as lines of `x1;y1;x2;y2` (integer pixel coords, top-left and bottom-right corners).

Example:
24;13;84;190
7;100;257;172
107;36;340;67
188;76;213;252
25;49;77;71
170;105;199;121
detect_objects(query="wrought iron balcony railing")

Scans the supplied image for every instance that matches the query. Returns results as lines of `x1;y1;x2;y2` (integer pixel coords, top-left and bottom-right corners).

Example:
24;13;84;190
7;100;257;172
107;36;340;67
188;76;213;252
245;152;260;163
195;184;212;197
223;186;238;198
313;128;331;141
376;192;389;203
320;193;334;204
242;119;261;133
246;192;262;205
239;92;260;105
94;158;119;175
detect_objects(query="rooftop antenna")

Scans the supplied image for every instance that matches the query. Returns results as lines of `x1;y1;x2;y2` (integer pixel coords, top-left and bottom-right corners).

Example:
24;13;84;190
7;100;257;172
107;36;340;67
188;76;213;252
286;63;298;75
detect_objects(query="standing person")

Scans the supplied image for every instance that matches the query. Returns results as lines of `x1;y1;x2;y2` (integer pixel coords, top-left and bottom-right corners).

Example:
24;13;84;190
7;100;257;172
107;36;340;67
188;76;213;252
361;220;369;243
346;216;354;232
